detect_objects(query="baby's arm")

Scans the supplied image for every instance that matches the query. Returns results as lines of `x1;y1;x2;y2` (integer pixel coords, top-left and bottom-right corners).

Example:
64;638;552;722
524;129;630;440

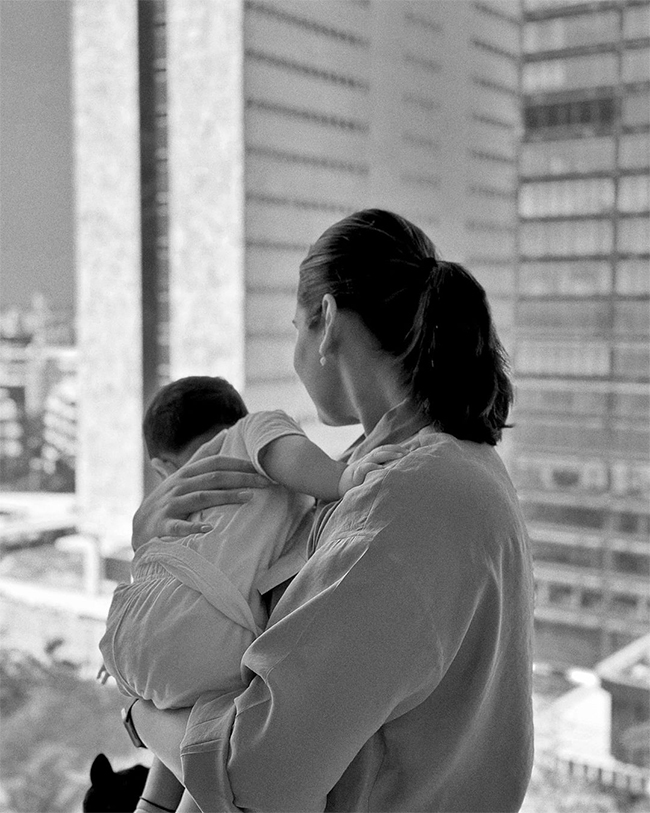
259;435;405;500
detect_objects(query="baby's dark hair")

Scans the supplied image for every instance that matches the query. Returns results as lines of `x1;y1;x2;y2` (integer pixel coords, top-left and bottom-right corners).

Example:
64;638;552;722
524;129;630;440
143;376;247;459
298;209;513;445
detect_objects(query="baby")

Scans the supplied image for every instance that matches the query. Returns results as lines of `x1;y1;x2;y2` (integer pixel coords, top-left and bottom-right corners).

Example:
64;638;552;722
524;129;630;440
100;375;402;711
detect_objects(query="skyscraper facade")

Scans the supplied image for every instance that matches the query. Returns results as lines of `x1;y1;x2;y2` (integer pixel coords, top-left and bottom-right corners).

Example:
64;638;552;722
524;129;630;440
513;0;650;666
73;0;521;549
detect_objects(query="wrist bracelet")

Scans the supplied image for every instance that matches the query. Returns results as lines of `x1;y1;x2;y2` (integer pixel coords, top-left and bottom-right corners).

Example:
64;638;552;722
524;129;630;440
139;798;176;813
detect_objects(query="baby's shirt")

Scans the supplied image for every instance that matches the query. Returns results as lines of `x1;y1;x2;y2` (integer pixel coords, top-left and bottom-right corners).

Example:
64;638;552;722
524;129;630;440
101;411;315;708
132;410;314;631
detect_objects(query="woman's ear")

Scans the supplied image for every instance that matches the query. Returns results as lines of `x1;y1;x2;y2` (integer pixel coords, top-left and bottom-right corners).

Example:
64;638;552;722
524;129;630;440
318;294;338;358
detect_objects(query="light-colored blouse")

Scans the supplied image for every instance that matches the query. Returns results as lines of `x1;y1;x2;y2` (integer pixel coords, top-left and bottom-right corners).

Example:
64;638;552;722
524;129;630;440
176;402;535;812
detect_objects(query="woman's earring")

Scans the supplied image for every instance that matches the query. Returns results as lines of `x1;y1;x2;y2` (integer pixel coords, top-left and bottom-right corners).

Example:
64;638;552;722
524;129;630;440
320;355;327;367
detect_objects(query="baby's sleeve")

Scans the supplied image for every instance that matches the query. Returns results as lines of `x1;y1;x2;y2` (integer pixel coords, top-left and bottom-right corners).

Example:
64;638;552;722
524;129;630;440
237;410;307;477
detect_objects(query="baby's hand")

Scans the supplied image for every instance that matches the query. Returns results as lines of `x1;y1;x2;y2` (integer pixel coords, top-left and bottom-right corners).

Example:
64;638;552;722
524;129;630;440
338;445;408;497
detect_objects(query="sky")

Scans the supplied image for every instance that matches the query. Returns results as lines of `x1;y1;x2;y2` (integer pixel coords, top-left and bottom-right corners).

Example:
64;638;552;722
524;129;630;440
0;0;75;312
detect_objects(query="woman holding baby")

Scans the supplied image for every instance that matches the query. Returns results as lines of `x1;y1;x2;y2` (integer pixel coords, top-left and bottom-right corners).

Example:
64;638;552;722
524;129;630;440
126;209;534;812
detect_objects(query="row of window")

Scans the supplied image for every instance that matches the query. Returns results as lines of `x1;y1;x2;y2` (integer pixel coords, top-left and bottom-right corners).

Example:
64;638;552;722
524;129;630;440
516;340;649;378
514;420;649;457
516;300;649;338
525;93;649;132
524;6;650;53
514;386;649;419
534;544;649;579
524;49;650;93
520;217;649;256
539;582;649;620
524;502;650;536
521;134;649;176
520;176;650;217
513;457;650;499
519;259;649;295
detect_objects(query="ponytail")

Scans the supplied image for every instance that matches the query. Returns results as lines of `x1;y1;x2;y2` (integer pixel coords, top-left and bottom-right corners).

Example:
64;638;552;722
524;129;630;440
298;209;513;445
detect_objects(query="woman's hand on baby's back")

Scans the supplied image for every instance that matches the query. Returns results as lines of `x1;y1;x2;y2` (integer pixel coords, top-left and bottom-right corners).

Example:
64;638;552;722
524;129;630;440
132;451;270;550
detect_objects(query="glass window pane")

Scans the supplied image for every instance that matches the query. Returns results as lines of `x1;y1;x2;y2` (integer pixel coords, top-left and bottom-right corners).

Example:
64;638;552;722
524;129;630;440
524;12;618;52
521;220;613;256
611;462;650;499
615;301;650;337
517;300;609;335
618;175;650;212
517;341;610;375
616;259;650;294
521;137;615;175
624;5;650;40
519;260;611;295
520;179;614;216
514;386;608;415
618;217;650;253
623;48;650;83
614;343;650;379
620;134;650;169
524;54;617;92
623;94;650;128
614;391;650;418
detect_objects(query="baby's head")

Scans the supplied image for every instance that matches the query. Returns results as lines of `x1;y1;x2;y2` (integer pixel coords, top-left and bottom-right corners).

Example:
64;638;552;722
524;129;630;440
143;376;247;480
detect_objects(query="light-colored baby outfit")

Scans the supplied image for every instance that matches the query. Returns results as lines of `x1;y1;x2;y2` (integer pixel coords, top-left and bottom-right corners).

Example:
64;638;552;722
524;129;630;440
100;410;313;709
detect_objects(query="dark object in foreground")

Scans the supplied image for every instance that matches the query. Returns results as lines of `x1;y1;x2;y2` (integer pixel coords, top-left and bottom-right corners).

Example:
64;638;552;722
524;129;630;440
83;753;149;812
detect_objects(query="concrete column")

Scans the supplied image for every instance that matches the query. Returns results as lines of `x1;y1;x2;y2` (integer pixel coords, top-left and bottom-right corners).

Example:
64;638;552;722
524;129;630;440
72;0;143;552
167;0;246;389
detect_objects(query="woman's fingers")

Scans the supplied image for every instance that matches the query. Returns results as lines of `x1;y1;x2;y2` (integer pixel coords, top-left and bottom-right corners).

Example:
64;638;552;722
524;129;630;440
179;453;259;478
364;445;408;465
173;468;269;496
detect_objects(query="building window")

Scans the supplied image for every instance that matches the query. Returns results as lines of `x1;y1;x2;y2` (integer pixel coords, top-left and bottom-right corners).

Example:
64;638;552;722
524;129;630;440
525;97;615;132
517;300;609;335
521;136;615;176
611;594;639;617
614;511;650;536
524;11;618;52
515;420;610;453
616;259;650;294
613;343;650;380
516;340;610;376
623;48;650;84
624;5;650;41
618;176;650;213
515;386;608;416
524;502;605;530
614;552;649;577
620;134;650;170
614;301;650;338
548;584;575;606
524;54;618;93
618;217;650;254
520;219;613;257
520;178;615;217
611;461;650;499
519;260;611;295
614;391;650;419
580;589;602;610
623;93;650;128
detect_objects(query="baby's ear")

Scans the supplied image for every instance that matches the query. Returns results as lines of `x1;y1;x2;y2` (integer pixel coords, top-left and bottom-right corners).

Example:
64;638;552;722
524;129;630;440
151;458;176;480
89;753;113;787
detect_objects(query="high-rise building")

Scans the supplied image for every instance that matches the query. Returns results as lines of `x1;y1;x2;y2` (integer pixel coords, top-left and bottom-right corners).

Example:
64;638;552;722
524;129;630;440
73;0;522;550
513;0;650;666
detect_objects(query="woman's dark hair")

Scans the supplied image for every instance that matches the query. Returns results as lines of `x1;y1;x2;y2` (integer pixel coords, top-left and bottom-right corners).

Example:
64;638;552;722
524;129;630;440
297;209;513;445
143;376;247;458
